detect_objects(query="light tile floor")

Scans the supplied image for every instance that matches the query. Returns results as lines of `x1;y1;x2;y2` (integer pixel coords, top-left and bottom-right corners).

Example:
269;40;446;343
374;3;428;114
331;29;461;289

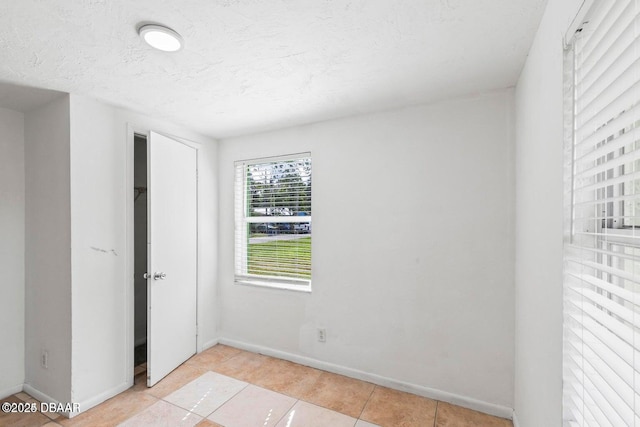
0;345;513;427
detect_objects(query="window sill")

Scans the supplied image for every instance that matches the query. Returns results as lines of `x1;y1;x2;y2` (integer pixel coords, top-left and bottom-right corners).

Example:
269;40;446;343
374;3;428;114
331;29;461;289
234;276;312;293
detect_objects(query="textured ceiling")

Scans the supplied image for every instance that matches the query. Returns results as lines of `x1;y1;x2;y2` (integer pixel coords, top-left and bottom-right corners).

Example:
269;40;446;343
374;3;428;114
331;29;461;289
0;0;547;138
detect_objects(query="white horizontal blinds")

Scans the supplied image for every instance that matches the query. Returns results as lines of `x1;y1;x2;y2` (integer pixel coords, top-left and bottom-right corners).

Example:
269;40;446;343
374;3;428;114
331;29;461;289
564;0;640;426
234;154;311;287
246;158;311;219
234;163;248;277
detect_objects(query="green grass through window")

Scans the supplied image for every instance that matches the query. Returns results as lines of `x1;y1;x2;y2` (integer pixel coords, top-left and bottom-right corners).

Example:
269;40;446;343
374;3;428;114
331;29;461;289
247;237;311;279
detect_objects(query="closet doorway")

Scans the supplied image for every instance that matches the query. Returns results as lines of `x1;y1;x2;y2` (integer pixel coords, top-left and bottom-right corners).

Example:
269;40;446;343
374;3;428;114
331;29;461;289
133;134;148;375
131;130;198;387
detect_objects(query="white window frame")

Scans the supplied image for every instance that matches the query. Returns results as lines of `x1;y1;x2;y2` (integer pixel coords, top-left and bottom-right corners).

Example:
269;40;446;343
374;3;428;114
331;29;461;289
234;153;312;292
563;1;640;425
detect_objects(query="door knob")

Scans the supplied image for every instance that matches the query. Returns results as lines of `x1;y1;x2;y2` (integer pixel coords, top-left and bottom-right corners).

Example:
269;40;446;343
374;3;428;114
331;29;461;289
153;272;167;280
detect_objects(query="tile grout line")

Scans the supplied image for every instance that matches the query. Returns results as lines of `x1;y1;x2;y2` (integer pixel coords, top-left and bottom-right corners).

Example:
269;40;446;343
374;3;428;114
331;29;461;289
356;384;377;423
208;381;250;420
208;369;300;427
163;375;251;422
220;349;245;364
15;391;61;422
433;401;439;427
157;399;208;423
231;360;311;427
270;398;300;427
31;345;508;427
213;360;363;426
213;352;274;388
283;372;373;423
210;348;377;424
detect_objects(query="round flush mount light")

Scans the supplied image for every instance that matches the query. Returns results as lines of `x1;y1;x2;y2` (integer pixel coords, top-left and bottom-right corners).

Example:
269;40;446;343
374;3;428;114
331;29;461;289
138;24;183;52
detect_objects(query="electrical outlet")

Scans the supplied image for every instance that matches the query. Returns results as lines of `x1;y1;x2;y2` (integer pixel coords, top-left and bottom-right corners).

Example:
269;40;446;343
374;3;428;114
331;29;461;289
317;328;326;342
41;350;48;369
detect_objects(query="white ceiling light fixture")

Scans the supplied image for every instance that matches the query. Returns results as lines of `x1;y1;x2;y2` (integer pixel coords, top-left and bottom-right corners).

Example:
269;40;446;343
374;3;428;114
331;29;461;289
138;24;183;52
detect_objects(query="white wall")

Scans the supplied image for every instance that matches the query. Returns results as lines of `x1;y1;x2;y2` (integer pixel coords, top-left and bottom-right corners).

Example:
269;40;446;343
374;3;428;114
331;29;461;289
513;1;581;426
24;95;73;403
68;95;218;408
218;91;515;411
0;107;26;397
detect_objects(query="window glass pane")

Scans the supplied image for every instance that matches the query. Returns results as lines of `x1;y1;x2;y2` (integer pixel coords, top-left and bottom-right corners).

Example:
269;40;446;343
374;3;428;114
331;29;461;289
246;158;311;217
247;222;312;279
249;222;311;237
234;154;312;288
623;138;640;227
563;1;640;423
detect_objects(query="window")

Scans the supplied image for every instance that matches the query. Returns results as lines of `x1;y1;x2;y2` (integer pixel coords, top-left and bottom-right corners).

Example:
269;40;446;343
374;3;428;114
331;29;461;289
234;153;312;291
563;1;640;425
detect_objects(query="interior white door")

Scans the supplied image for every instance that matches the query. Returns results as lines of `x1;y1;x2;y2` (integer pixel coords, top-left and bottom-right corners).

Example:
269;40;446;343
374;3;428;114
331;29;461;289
147;131;197;386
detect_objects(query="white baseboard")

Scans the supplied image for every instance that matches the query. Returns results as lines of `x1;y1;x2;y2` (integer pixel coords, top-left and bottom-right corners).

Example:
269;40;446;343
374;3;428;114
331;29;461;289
22;384;75;418
24;380;130;419
18;338;218;419
513;411;520;427
201;337;219;352
218;338;513;420
73;381;131;418
0;383;24;399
